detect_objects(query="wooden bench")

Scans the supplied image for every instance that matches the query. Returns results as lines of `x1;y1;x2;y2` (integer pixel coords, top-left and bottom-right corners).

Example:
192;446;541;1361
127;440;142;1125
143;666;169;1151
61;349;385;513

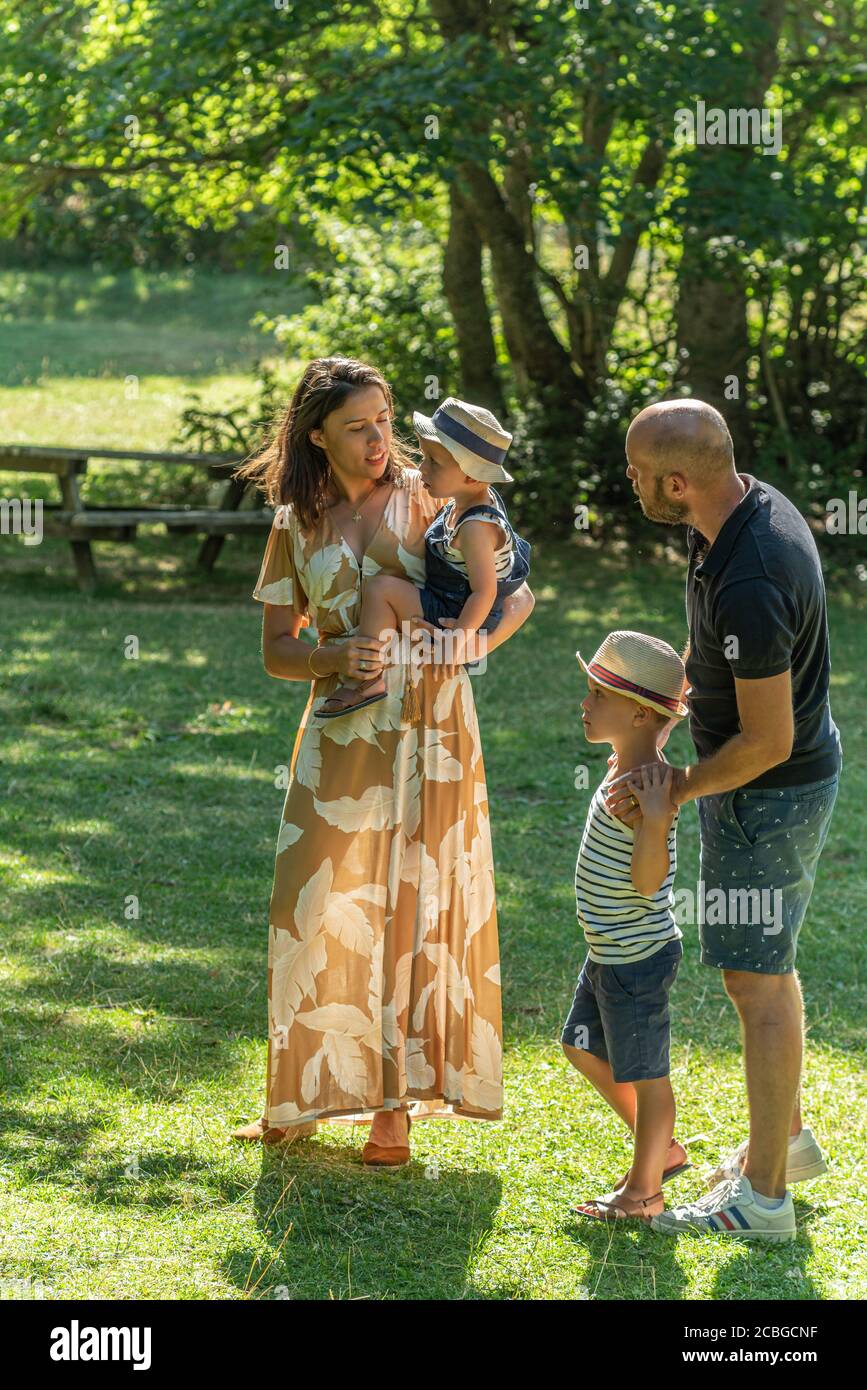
0;445;274;591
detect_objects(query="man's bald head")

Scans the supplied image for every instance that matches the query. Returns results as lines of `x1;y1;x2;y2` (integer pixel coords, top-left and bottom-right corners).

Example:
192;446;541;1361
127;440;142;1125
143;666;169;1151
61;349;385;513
625;399;736;524
626;399;735;481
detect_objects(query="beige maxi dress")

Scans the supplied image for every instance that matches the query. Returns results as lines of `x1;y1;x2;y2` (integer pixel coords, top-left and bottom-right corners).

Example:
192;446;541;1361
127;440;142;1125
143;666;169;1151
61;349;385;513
251;467;503;1130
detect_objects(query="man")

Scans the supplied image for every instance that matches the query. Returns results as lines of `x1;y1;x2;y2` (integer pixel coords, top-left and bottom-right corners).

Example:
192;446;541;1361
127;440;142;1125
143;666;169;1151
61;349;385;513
607;398;842;1242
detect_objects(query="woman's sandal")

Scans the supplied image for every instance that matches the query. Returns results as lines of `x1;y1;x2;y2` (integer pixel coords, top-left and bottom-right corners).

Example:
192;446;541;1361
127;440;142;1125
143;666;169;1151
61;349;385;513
316;676;388;720
573;1189;664;1223
362;1111;412;1170
231;1117;316;1146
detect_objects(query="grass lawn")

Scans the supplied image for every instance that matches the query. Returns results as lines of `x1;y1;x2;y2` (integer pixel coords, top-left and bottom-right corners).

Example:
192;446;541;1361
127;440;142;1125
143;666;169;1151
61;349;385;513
0;267;306;496
0;530;864;1300
0;268;864;1300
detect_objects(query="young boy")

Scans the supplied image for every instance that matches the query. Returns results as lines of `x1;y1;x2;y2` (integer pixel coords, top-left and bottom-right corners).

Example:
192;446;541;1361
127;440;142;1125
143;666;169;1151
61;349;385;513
562;629;689;1223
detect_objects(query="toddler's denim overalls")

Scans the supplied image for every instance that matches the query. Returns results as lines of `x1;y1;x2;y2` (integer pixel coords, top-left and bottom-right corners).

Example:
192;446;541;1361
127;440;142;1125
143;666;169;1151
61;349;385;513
418;488;531;632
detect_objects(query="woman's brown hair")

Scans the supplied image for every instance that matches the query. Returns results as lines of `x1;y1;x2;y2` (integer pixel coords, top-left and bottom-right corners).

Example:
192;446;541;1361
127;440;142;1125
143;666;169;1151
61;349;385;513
234;357;417;532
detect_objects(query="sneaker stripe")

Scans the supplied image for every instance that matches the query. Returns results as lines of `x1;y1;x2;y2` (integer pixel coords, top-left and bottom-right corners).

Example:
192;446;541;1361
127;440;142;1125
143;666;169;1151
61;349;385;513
727;1205;752;1230
716;1211;736;1231
705;1215;720;1231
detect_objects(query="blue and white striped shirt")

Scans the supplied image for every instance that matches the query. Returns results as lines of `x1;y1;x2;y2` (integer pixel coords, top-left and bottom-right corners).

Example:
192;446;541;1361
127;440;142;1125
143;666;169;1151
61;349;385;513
575;777;681;964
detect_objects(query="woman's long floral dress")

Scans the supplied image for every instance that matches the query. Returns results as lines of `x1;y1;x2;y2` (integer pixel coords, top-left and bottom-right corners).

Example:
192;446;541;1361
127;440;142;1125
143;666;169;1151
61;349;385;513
252;468;503;1129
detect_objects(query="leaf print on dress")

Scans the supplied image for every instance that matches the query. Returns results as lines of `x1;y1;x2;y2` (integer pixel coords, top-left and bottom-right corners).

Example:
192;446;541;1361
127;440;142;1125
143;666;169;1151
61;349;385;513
392;726;421;837
463;810;496;951
313;783;395;833
396;541;426;585
276;821;304;855
461;1016;503;1113
296;1003;379;1099
423;728;463;782
323;882;385;957
294;719;322;794
421;942;466;1020
269;858;333;1030
435;814;470;920
405;1036;436;1091
380;950;412;1057
255;577;295;606
361;554;383;580
302;543;346;609
433;675;478;766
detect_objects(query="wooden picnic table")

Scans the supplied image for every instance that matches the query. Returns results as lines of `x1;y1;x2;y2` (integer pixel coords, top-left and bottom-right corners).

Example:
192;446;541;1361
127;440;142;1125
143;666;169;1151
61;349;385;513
0;444;274;591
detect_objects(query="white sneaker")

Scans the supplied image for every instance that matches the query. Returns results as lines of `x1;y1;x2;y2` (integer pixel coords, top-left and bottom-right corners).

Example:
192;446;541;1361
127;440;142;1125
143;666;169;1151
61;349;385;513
651;1176;796;1242
706;1126;827;1189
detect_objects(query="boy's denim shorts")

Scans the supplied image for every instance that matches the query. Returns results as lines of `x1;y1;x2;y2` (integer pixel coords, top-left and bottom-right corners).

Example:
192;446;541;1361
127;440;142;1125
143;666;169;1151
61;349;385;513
560;938;682;1083
697;771;839;975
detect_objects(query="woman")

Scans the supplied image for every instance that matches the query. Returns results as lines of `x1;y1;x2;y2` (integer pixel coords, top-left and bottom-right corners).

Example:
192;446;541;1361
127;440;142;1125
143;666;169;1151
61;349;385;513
232;357;534;1165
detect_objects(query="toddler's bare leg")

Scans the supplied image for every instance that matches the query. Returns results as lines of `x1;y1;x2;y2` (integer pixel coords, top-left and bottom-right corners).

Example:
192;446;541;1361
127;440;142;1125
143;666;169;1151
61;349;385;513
359;573;423;650
337;576;423;695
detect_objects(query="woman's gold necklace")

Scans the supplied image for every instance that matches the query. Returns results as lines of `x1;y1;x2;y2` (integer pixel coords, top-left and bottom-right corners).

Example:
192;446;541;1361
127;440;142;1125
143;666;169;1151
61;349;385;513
347;484;379;524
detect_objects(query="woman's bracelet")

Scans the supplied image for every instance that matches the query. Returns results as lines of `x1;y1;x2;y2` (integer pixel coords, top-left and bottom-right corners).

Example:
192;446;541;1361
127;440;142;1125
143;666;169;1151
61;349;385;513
307;644;331;679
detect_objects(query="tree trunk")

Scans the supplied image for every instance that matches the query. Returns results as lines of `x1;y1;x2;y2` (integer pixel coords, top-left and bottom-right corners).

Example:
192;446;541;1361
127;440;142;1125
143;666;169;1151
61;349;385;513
677;262;754;462
442;182;506;416
675;0;787;466
457;159;589;415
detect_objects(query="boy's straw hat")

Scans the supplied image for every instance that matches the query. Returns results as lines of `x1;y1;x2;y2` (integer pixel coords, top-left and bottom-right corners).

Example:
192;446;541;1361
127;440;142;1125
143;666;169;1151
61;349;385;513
413;397;513;483
576;630;688;721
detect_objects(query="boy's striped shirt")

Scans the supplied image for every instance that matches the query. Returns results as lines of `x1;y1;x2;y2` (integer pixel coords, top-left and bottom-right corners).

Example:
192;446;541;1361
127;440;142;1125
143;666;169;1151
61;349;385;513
575;777;681;964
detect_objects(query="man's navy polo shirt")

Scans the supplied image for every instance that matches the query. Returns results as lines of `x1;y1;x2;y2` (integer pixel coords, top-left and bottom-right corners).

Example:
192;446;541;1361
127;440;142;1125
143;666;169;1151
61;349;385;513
685;474;841;790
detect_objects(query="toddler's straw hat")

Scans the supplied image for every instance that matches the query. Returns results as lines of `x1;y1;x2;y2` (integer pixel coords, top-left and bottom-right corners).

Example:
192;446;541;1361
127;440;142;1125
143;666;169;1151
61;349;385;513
576;630;688;720
413;396;513;483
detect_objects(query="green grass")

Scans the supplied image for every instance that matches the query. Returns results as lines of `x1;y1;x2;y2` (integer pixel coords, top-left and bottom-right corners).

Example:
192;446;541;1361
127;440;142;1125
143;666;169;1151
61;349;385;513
0;267;864;1299
0;267;306;491
0;533;864;1300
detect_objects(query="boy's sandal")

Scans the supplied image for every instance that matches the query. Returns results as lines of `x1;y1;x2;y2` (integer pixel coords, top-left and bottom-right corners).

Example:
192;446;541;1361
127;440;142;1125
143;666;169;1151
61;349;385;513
316;677;387;719
573;1190;664;1223
614;1158;692;1190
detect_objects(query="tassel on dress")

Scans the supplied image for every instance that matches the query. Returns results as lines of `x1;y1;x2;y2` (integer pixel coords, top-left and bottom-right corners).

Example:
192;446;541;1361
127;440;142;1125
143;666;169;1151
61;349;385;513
401;664;420;723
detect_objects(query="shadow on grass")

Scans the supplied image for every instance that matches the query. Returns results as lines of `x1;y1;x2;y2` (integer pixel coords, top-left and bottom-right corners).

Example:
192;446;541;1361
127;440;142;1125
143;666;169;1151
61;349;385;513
560;1197;821;1301
223;1139;503;1301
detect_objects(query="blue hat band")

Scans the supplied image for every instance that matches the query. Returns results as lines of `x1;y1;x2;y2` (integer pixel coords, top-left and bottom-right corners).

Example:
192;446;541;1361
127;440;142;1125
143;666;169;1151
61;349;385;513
433;411;508;466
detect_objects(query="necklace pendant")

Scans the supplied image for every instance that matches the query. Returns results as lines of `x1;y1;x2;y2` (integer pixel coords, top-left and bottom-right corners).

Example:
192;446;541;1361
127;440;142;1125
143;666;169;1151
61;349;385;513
351;509;362;523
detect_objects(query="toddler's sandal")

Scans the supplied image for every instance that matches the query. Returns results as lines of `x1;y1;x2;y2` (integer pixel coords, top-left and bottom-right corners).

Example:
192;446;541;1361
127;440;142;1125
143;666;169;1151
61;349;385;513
316;677;387;719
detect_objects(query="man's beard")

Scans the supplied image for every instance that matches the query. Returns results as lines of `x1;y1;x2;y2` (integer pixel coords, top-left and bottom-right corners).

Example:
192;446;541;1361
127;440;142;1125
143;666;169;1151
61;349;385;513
635;476;690;525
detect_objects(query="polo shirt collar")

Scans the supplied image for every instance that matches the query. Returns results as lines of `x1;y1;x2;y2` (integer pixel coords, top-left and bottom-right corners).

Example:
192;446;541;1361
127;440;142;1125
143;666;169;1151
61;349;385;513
692;474;764;579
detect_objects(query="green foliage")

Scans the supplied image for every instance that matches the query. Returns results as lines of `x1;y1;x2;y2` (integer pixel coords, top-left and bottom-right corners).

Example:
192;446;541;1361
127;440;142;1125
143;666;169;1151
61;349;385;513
173;359;285;458
0;0;864;545
256;221;460;436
